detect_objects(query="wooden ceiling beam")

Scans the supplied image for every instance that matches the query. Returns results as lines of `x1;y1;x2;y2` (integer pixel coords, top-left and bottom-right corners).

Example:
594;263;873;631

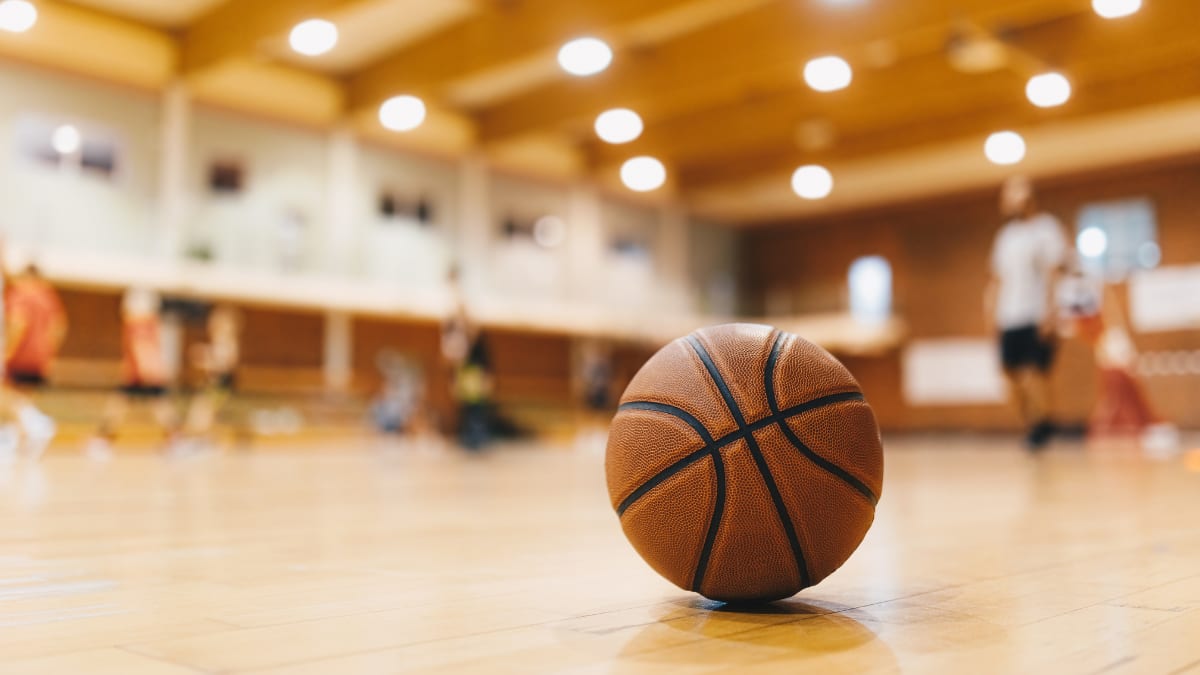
345;0;714;111
678;58;1200;191
476;0;1085;144
181;0;369;74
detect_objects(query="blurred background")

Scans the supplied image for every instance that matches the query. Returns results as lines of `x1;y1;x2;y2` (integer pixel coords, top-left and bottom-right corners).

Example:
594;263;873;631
0;0;1196;453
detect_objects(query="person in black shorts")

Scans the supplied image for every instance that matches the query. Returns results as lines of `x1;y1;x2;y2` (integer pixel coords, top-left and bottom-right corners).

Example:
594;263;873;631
984;177;1070;450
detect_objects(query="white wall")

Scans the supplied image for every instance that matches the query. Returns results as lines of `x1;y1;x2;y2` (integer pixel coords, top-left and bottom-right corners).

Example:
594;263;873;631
0;62;160;258
0;60;741;324
186;107;328;275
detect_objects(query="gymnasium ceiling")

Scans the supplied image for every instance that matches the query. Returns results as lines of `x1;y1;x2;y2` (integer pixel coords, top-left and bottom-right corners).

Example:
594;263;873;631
3;0;1200;223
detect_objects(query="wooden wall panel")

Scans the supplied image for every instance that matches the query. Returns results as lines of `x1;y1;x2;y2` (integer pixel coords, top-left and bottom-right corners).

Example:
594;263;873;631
745;157;1200;431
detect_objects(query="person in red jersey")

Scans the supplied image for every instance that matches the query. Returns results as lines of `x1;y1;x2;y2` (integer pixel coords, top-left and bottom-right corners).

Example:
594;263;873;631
87;288;179;459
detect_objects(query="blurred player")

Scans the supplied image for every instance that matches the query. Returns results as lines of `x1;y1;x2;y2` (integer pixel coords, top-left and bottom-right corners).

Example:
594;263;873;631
86;288;178;460
983;176;1069;450
180;304;241;451
2;255;64;459
441;266;493;451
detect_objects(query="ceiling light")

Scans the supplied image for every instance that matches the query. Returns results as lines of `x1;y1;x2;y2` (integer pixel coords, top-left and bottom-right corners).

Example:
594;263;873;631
594;108;643;144
620;156;666;192
0;0;37;33
1077;227;1109;258
379;95;426;132
52;125;81;155
984;131;1026;165
791;165;834;200
289;19;338;57
558;37;613;77
1026;72;1071;108
803;56;852;92
1092;0;1141;19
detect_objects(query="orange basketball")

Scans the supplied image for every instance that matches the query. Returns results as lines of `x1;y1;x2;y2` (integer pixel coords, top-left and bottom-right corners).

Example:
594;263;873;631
606;324;883;603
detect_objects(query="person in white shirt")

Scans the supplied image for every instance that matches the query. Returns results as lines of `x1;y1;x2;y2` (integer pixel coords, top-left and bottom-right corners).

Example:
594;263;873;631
984;176;1070;450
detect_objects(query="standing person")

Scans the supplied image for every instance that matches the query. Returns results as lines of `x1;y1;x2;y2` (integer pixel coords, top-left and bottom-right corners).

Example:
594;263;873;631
983;176;1070;450
441;266;493;451
180;304;241;451
3;258;64;458
86;288;179;459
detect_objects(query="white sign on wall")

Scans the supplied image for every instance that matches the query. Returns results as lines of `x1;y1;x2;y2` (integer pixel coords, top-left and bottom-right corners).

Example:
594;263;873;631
1129;265;1200;333
902;338;1007;406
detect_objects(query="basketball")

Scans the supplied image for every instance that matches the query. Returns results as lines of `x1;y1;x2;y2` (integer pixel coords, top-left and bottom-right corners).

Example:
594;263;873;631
606;323;884;603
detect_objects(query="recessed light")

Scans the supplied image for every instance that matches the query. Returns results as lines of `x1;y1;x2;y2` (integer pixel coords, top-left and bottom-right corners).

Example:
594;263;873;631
1092;0;1141;19
1077;226;1109;258
379;95;426;132
791;165;834;200
984;131;1026;165
1026;72;1071;108
803;56;852;92
0;0;37;33
594;109;643;144
558;37;613;77
621;156;666;192
289;19;338;57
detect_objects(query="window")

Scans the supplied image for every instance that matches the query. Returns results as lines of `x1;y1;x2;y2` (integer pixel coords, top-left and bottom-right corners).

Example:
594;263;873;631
1076;198;1159;279
379;192;433;225
849;256;892;322
13;115;121;179
208;160;244;194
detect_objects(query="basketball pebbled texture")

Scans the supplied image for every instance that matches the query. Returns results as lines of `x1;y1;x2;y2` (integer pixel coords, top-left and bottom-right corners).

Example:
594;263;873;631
606;323;883;603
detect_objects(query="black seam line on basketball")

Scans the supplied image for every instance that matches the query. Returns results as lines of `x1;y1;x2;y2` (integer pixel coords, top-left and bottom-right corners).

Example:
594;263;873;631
691;449;725;593
685;335;748;427
614;391;865;516
616;401;715;444
686;333;812;591
753;331;811;588
765;333;880;507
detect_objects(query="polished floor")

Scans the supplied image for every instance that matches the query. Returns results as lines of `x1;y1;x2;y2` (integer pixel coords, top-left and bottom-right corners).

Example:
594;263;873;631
2;434;1200;674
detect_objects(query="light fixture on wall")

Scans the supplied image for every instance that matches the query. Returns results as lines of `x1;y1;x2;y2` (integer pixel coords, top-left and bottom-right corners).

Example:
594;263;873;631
620;156;666;192
558;37;613;77
379;95;427;132
595;108;643;144
289;19;339;56
1026;72;1071;108
803;55;853;92
984;131;1026;165
1092;0;1141;19
0;0;37;33
791;164;834;200
51;124;81;156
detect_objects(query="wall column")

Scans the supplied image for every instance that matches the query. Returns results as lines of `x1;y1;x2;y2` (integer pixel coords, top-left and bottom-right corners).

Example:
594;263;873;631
324;125;359;276
323;311;353;393
566;184;605;307
658;201;693;312
455;153;491;298
157;81;191;260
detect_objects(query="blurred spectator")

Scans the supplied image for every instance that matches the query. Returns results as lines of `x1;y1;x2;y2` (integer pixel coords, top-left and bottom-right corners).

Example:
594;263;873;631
984;176;1069;450
442;266;493;451
1;252;62;459
181;304;242;451
370;349;424;434
86;288;179;459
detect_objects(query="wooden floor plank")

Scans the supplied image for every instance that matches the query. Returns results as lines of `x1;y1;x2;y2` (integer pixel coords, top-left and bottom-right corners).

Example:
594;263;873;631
1;435;1199;673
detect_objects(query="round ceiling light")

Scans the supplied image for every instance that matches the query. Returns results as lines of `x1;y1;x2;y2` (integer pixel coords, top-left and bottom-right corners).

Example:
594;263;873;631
594;108;643;145
379;95;427;132
558;37;613;77
1092;0;1141;19
984;131;1026;165
620;156;666;192
0;0;37;33
803;55;853;92
1026;72;1071;108
791;165;834;200
289;19;339;57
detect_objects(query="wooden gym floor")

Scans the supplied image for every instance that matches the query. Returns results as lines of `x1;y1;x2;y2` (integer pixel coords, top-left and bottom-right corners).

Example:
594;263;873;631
2;434;1200;674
